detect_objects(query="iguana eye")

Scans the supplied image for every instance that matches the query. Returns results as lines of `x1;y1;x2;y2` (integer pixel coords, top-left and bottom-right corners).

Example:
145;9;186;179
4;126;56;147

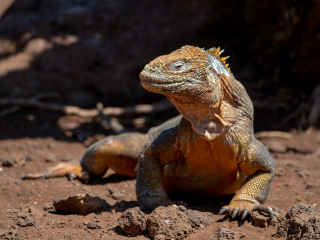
170;61;187;72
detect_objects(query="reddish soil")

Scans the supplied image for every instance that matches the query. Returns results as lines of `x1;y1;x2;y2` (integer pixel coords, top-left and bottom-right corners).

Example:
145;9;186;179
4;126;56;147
0;111;319;239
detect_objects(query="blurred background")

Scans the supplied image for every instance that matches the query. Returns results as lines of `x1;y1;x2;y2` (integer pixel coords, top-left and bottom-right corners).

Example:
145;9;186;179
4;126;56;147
0;0;319;139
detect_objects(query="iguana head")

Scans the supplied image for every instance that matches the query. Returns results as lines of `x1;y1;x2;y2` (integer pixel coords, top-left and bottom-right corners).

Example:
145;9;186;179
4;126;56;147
140;45;230;104
140;45;253;141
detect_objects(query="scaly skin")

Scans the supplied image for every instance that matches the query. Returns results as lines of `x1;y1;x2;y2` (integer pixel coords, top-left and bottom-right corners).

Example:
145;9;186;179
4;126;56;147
137;45;275;219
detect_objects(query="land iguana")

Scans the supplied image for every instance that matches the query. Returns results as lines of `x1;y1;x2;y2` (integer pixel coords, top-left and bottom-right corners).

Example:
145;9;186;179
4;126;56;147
24;45;275;220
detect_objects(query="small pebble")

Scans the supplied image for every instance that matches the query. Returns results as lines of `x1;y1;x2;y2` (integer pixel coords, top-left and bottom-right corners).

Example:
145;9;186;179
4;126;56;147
2;158;14;167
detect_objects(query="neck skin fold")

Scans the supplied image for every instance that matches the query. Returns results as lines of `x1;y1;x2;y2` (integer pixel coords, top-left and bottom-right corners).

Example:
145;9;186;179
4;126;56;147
167;95;229;141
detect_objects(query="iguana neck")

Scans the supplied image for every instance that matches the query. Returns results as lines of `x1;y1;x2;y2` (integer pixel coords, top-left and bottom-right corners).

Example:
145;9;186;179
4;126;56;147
167;90;252;141
167;95;231;141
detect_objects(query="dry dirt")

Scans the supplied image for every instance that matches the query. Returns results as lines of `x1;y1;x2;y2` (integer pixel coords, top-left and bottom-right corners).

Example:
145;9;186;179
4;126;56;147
0;111;319;240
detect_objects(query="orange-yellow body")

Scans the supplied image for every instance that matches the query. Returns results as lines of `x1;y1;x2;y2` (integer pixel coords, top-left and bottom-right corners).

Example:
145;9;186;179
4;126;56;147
163;119;245;196
24;46;275;220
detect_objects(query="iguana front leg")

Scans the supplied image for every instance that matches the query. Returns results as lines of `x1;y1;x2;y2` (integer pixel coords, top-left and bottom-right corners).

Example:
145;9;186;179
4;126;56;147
136;126;180;210
219;138;275;219
136;154;173;210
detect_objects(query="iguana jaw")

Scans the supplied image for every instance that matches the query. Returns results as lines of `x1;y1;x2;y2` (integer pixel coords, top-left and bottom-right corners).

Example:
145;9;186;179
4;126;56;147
139;71;187;90
140;65;204;95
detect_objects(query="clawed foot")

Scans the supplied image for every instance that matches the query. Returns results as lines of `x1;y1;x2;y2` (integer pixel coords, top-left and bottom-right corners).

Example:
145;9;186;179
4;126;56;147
22;160;90;183
218;200;274;220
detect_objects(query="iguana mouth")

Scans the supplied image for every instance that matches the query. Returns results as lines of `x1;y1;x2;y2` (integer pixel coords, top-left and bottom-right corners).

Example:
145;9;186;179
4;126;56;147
141;80;186;88
139;72;184;85
140;71;201;87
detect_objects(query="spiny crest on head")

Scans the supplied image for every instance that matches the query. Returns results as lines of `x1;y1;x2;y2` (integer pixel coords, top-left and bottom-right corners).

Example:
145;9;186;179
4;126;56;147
207;47;231;72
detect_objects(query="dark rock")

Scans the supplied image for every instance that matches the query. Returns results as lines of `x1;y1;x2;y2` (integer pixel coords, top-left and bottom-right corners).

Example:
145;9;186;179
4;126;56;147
53;194;108;215
2;158;14;167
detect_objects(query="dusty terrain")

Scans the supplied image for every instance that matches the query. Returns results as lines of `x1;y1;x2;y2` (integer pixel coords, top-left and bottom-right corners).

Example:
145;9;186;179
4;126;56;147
0;110;319;239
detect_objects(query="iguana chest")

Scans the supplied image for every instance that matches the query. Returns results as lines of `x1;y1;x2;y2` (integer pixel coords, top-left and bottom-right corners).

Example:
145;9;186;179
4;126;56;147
163;126;245;195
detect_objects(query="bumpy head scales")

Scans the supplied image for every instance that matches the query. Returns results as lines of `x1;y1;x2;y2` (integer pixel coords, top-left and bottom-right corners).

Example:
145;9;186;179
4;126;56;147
139;45;231;96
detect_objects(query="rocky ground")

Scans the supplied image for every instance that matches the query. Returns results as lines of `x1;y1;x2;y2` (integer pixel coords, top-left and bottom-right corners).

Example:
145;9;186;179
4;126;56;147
0;111;320;240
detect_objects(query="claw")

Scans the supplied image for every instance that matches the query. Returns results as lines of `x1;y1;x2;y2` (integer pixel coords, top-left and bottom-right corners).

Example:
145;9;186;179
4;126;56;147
69;173;74;182
252;205;274;220
269;211;273;220
241;209;249;220
274;211;280;220
231;208;239;219
218;208;227;215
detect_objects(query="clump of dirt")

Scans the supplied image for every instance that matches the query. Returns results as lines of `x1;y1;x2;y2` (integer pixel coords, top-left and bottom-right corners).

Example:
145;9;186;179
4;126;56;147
275;204;320;239
53;193;109;215
147;205;194;240
86;219;101;229
0;230;19;240
216;226;239;240
184;209;212;229
16;217;35;227
249;211;278;228
118;207;146;236
146;205;211;240
301;218;320;240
